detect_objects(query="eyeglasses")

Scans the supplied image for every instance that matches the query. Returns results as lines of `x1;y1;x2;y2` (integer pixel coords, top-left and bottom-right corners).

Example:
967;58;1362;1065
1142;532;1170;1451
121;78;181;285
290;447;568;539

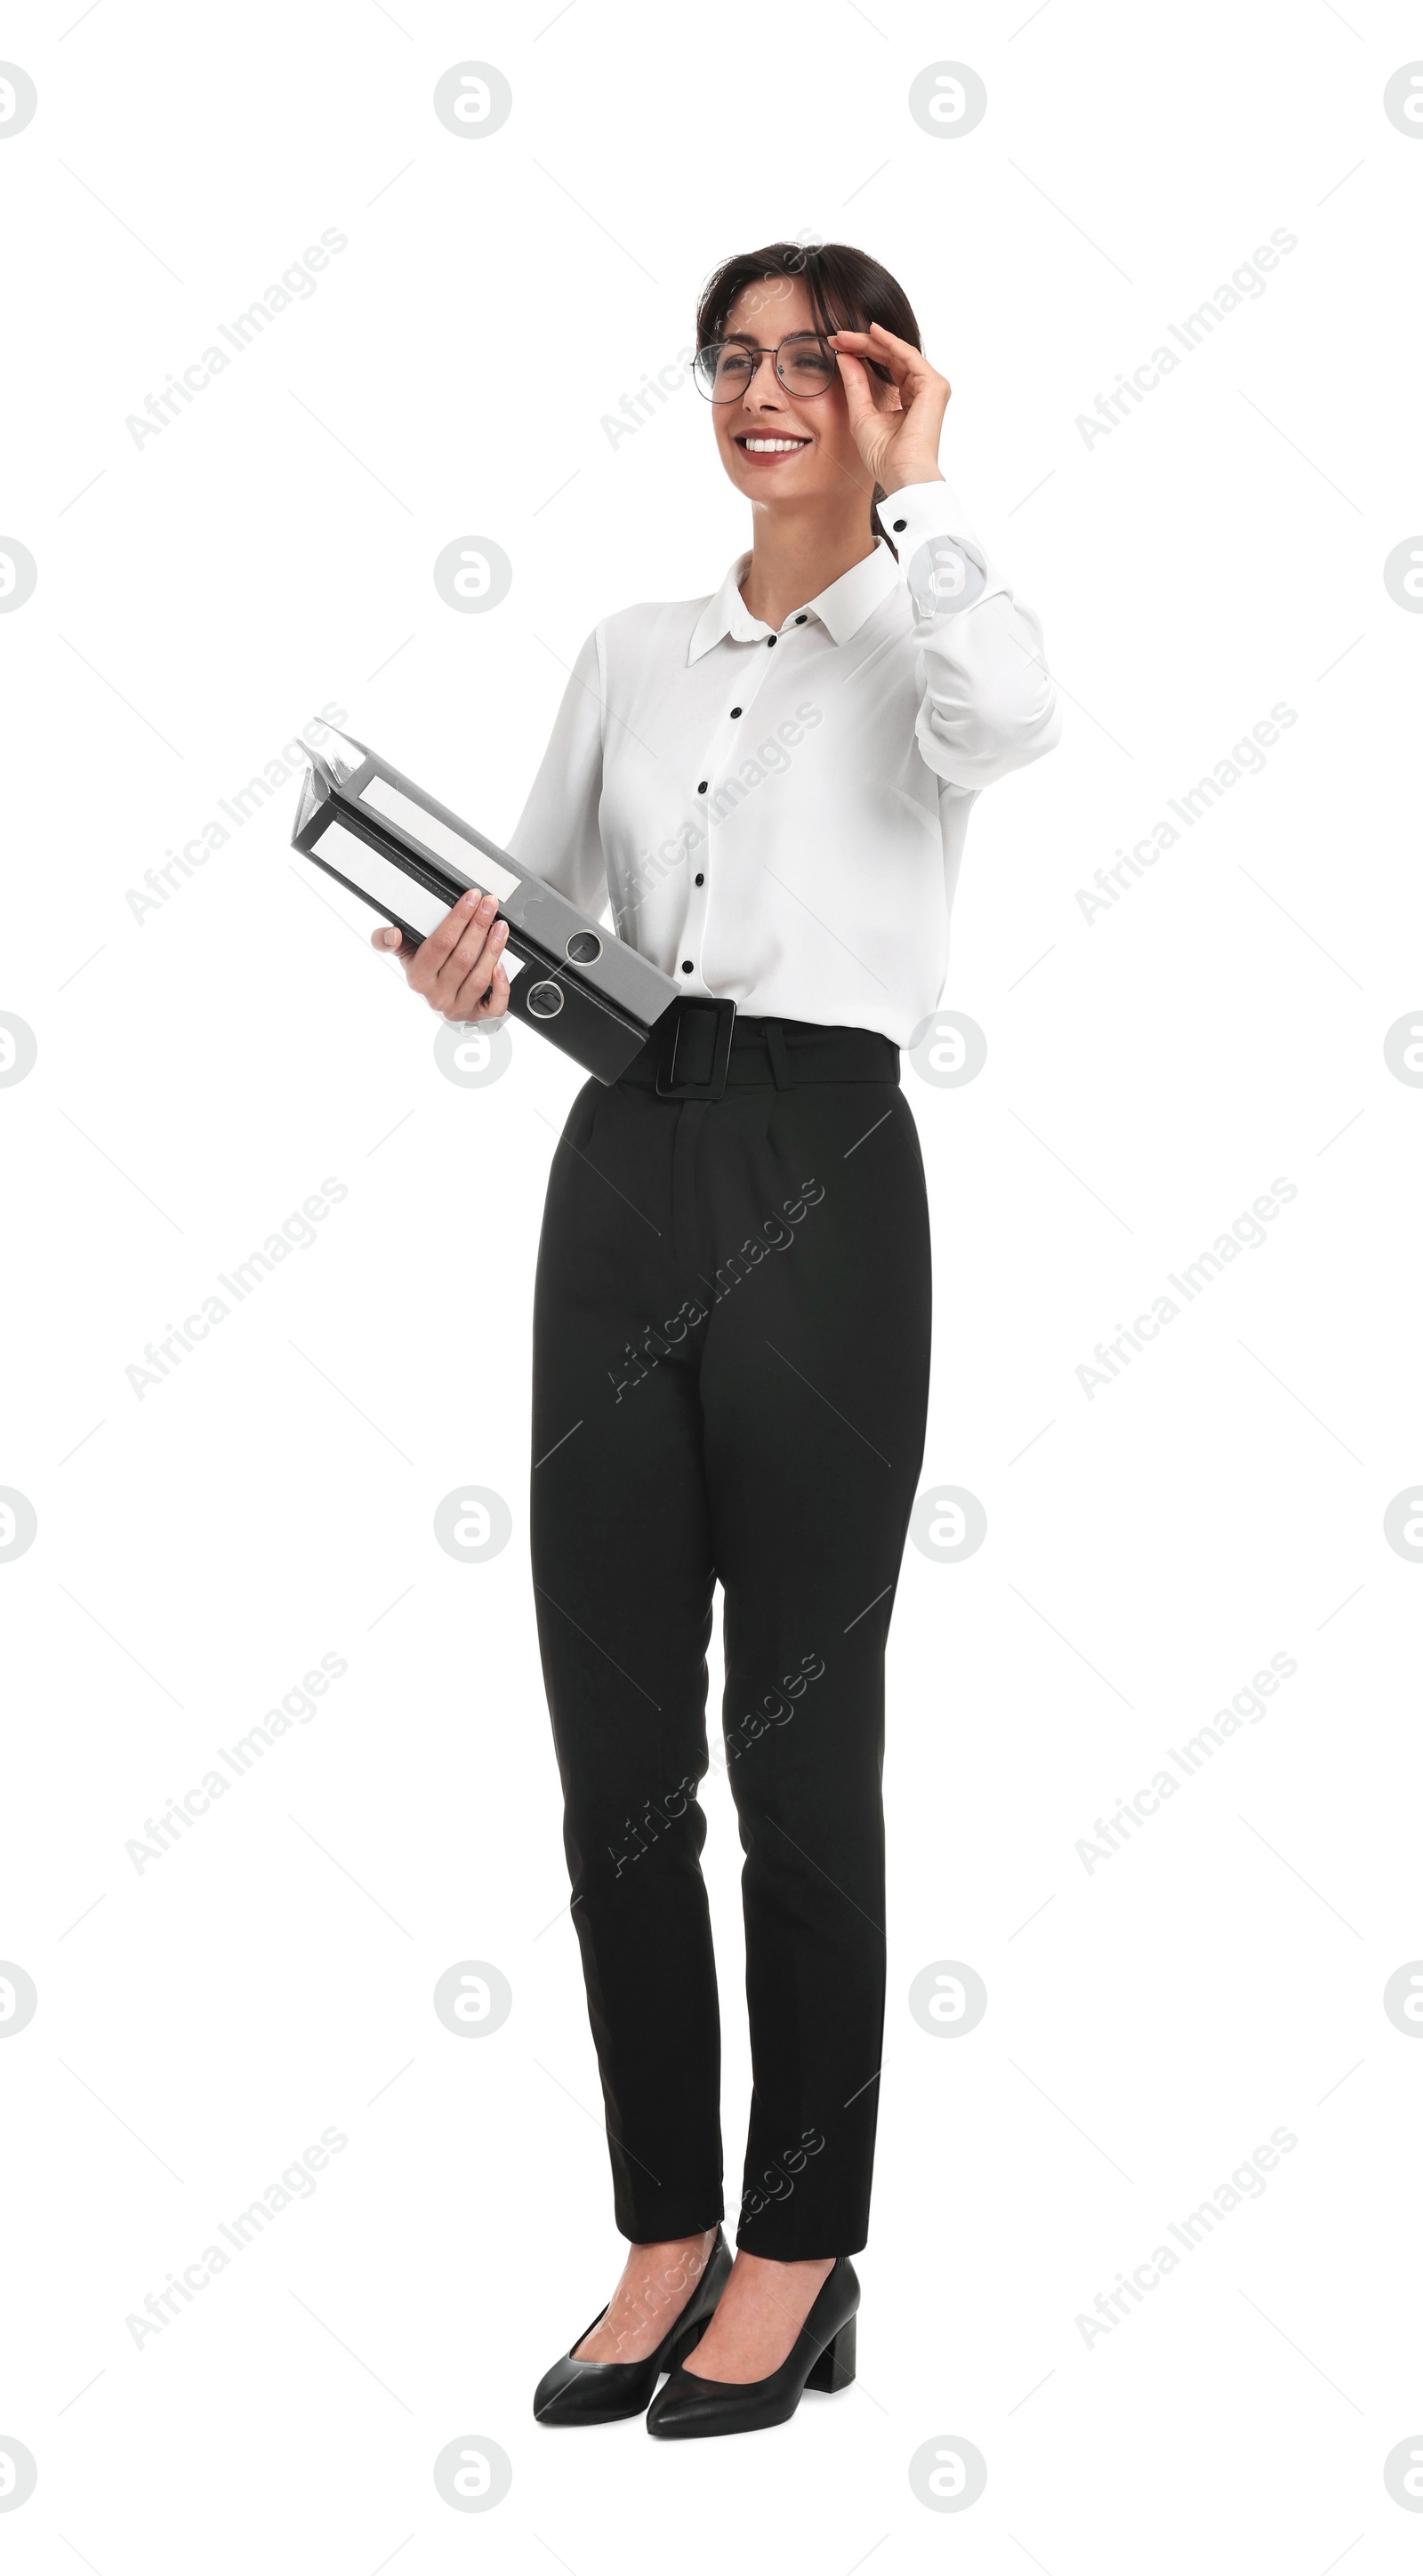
692;333;896;403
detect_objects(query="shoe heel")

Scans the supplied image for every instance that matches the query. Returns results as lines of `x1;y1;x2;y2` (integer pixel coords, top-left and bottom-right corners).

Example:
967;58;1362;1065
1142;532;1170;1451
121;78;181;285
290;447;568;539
806;2315;856;2393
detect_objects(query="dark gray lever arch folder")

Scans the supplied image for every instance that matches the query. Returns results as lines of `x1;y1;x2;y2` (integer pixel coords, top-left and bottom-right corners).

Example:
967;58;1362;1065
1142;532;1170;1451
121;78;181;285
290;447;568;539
291;723;682;1083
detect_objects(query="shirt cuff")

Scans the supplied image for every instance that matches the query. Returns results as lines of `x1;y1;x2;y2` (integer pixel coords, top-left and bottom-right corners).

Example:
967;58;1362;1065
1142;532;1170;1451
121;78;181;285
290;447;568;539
876;477;981;555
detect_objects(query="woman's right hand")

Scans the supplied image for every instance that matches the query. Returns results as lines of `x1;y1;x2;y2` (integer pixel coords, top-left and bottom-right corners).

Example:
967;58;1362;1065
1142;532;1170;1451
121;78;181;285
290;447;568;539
371;887;511;1022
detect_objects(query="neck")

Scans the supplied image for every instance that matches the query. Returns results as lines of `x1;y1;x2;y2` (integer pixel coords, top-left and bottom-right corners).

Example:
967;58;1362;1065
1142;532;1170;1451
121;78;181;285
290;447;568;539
738;494;880;632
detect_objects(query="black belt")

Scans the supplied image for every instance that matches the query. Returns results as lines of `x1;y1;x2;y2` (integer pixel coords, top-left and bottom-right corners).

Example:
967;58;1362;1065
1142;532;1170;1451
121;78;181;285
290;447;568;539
622;997;901;1100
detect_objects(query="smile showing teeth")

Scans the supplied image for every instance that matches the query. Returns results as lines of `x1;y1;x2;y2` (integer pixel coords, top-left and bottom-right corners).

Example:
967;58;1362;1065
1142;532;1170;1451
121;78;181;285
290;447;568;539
738;437;809;453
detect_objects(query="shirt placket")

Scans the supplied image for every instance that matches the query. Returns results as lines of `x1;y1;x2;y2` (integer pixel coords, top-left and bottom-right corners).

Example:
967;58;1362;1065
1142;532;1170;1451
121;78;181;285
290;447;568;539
677;614;809;992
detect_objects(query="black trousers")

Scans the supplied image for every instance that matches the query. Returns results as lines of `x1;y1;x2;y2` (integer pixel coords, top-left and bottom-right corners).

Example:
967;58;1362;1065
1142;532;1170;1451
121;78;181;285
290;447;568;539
529;1010;932;2257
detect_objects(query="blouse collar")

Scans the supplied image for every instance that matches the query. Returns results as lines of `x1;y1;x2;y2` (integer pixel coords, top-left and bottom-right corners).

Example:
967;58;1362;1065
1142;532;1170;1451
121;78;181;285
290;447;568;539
687;534;900;663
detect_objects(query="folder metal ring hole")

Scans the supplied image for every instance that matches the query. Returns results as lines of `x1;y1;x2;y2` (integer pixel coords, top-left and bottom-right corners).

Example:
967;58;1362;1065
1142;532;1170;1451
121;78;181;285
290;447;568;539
566;931;602;964
527;980;565;1018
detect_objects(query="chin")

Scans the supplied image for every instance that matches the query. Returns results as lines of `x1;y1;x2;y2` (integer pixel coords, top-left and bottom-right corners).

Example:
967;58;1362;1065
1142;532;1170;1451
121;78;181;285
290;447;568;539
725;453;822;493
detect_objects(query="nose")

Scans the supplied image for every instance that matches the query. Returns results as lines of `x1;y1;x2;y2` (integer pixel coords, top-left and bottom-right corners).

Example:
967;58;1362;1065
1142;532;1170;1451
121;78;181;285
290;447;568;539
741;352;785;407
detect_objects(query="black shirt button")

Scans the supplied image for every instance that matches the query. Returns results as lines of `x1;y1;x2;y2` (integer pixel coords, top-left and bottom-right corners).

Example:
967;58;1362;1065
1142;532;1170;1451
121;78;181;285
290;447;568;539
729;706;742;718
767;635;776;646
892;518;907;532
794;613;807;624
697;781;707;793
695;873;704;887
681;960;694;974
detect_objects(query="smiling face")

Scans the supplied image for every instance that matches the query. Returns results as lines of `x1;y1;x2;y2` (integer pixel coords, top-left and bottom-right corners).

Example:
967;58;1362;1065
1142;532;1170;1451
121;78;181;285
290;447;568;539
708;271;896;512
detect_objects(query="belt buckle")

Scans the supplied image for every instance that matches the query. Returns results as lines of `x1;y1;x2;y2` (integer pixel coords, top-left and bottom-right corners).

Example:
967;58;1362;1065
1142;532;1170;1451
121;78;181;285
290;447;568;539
655;996;737;1099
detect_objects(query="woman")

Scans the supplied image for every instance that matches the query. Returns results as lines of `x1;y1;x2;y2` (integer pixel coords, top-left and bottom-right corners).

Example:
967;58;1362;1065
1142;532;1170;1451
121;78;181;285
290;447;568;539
374;241;1059;2438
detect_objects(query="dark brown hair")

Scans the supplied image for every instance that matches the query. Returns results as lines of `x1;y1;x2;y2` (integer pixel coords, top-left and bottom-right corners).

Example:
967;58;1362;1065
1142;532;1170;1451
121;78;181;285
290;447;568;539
695;239;922;524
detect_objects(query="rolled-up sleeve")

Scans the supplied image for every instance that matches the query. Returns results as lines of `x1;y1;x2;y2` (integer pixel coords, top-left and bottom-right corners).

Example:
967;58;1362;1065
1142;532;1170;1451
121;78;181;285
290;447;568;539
505;623;609;917
877;478;1062;791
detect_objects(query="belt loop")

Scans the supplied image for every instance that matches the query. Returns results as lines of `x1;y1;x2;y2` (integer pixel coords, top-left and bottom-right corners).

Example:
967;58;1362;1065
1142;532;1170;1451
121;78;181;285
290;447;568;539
654;995;736;1099
762;1019;795;1089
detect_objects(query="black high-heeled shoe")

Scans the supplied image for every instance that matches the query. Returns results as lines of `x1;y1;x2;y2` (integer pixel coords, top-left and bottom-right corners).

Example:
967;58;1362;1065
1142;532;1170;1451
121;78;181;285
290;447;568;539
645;2254;859;2439
532;2229;733;2427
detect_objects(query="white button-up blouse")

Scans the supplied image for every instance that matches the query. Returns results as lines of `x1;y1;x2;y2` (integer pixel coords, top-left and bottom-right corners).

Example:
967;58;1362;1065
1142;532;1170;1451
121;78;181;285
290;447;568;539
505;477;1061;1044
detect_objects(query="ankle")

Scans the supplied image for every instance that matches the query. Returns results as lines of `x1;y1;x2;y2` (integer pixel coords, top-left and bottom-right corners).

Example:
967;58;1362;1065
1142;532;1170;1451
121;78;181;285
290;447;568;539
629;2228;716;2287
610;2232;715;2341
733;2249;834;2280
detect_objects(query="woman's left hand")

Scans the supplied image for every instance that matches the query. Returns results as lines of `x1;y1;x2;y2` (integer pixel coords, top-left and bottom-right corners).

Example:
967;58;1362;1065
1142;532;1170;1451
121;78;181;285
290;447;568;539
831;323;951;493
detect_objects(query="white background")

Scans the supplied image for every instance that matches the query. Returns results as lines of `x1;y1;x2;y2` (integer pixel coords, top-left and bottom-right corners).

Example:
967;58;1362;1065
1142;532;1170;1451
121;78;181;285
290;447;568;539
4;0;1422;2565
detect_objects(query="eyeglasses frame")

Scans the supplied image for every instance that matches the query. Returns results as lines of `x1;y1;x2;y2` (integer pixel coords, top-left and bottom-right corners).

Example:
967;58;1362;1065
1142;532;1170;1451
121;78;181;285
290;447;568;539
693;332;897;403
